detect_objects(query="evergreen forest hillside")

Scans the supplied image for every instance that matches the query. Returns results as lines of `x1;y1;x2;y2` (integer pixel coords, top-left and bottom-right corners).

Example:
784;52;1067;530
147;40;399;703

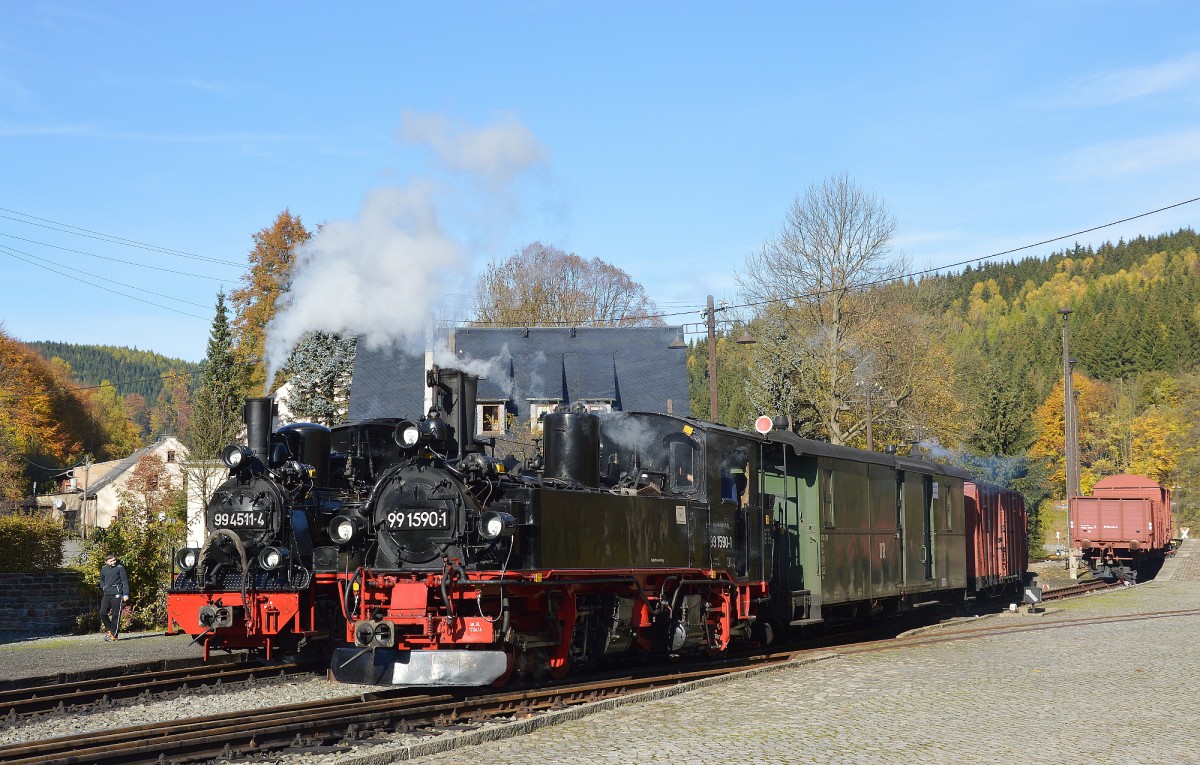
24;342;199;404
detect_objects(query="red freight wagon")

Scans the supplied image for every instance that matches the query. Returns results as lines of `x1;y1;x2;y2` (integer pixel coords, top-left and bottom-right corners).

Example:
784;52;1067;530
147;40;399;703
1070;474;1172;581
964;482;1028;595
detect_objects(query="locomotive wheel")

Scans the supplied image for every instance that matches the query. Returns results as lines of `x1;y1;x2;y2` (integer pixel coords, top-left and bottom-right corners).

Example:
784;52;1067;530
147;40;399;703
546;652;571;680
490;646;517;688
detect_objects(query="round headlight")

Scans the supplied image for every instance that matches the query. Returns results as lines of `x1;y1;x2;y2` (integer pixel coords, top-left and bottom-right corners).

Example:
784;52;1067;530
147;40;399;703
394;420;421;449
484;515;504;538
257;546;289;571
479;511;516;541
221;445;252;469
330;516;355;544
175;547;199;572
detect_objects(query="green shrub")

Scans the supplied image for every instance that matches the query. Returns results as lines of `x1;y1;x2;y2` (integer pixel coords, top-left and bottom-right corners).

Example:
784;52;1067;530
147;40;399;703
0;514;65;572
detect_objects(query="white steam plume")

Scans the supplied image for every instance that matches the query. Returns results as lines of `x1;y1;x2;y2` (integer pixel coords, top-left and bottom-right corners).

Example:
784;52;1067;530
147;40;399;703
263;113;548;390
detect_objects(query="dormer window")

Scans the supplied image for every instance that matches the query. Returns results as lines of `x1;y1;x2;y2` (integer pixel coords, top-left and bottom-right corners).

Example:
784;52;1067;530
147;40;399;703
477;403;507;435
528;401;560;433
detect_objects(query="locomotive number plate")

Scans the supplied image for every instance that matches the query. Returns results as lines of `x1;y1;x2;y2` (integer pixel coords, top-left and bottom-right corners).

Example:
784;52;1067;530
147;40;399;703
385;510;450;529
213;511;267;528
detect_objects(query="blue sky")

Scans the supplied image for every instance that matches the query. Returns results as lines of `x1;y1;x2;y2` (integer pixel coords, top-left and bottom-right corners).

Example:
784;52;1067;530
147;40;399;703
3;2;1199;364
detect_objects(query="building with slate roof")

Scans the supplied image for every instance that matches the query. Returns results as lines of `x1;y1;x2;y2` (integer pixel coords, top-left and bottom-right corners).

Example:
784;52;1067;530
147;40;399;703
39;435;188;537
348;326;689;437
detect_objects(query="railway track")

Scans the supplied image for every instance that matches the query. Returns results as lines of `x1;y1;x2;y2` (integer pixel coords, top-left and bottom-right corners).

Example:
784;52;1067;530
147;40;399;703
1039;578;1119;601
0;661;778;765
0;583;1163;764
0;659;319;718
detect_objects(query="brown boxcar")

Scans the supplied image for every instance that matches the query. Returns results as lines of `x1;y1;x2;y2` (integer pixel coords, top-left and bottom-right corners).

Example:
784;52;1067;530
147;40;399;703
1070;474;1172;579
964;482;1027;595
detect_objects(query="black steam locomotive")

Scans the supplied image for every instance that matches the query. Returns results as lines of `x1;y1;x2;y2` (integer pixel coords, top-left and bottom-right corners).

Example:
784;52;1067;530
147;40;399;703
323;367;1026;686
166;399;403;659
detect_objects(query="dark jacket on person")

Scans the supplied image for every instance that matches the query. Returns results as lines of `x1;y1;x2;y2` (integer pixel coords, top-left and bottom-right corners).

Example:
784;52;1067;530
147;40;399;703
100;562;129;598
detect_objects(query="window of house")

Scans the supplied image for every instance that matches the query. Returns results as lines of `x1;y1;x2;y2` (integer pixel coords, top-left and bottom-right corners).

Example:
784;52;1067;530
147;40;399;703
528;402;559;433
579;401;613;414
477;403;506;435
166;450;176;463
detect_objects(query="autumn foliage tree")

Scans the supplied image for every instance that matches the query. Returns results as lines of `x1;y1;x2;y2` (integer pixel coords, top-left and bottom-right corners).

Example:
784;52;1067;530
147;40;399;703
86;381;142;461
0;328;95;500
230;210;313;394
472;243;662;327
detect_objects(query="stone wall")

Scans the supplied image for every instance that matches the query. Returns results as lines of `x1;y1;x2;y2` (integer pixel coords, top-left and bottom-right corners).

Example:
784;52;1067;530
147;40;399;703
0;571;93;633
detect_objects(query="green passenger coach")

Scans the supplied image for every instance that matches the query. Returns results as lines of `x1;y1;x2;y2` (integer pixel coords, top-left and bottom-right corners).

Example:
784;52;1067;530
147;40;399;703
755;433;971;627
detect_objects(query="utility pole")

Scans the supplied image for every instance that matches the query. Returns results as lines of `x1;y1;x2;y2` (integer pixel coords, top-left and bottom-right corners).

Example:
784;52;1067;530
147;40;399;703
865;385;874;452
82;455;91;540
1058;309;1079;497
706;295;719;423
1058;307;1080;577
668;295;754;424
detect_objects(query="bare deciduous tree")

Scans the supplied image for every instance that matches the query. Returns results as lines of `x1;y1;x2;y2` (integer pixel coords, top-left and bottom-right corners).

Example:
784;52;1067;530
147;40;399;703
472;243;663;327
738;173;911;445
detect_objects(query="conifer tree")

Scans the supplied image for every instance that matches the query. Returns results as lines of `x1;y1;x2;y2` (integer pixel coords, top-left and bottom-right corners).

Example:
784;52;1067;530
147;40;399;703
187;291;243;460
282;331;357;425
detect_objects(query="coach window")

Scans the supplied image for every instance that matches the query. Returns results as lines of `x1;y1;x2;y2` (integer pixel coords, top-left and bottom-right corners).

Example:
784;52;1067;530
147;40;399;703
942;482;953;531
822;468;835;527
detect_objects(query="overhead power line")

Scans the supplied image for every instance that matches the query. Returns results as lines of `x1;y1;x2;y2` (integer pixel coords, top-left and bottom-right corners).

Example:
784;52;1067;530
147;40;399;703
0;206;243;267
1;244;226;309
0;245;210;319
0;231;240;281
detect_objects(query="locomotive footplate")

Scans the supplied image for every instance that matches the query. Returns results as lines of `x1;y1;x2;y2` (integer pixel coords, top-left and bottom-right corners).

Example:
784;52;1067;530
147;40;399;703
330;647;509;686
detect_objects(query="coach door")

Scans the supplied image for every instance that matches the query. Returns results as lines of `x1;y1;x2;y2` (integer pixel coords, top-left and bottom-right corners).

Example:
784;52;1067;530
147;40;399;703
900;469;934;588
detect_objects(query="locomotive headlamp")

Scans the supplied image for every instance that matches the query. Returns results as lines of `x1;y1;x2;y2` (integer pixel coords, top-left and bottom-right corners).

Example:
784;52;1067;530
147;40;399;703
257;546;290;571
394;420;421;450
221;444;254;469
175;547;199;572
479;510;517;541
328;514;363;545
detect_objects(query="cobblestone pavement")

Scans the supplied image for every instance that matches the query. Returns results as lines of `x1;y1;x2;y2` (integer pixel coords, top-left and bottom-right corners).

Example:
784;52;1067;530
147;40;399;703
385;542;1200;765
1161;536;1200;582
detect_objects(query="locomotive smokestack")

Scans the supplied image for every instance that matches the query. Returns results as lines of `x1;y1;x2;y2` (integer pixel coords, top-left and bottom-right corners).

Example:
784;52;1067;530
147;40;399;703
244;397;277;463
438;368;480;459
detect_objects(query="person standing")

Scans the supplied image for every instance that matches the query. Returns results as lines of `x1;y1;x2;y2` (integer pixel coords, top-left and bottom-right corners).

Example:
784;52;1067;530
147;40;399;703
99;553;129;641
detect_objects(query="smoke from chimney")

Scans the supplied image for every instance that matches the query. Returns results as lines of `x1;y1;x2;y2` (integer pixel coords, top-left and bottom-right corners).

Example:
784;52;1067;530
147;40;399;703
263;112;548;392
